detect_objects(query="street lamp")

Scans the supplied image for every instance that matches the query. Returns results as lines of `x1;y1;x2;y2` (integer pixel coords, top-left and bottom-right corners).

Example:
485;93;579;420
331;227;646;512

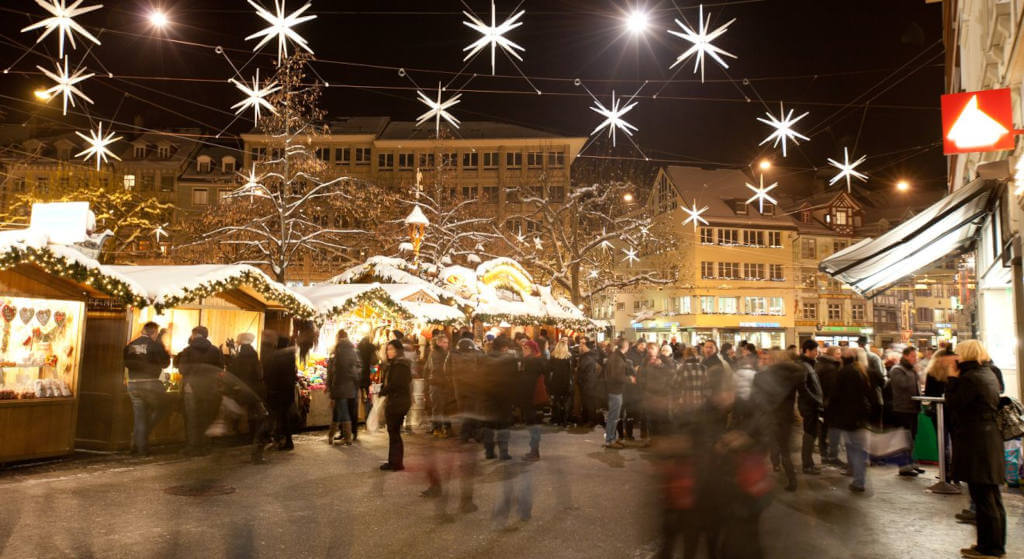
625;9;649;35
148;9;169;29
623;192;634;203
896;180;910;192
405;204;430;272
758;159;772;171
33;89;50;101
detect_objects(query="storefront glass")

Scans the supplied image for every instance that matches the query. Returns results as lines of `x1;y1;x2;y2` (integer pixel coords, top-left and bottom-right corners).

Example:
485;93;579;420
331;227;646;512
0;296;84;400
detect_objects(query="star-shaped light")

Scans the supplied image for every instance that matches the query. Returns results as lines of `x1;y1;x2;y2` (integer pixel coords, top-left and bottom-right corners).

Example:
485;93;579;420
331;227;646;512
416;83;462;138
599;227;614;251
237;163;266;198
590;90;638;147
230;69;280;124
74;122;121;170
667;4;736;83
681;199;710;231
745;174;779;214
622;247;639;266
245;0;316;64
514;231;526;244
463;1;525;75
38;56;94;116
21;0;102;59
588;269;599;279
153;224;169;243
757;102;810;158
533;236;543;250
827;147;868;192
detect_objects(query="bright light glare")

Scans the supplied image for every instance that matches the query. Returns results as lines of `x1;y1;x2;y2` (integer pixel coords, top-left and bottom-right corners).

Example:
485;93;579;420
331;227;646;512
626;10;649;34
149;11;168;28
33;89;50;100
758;159;771;170
896;180;910;192
623;193;635;202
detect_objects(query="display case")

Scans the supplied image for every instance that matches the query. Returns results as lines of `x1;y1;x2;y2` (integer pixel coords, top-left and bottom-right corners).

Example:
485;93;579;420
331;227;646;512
0;296;83;402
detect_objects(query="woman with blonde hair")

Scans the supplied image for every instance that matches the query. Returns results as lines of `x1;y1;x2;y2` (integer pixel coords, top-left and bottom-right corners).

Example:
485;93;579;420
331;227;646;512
946;340;1006;558
548;338;573;427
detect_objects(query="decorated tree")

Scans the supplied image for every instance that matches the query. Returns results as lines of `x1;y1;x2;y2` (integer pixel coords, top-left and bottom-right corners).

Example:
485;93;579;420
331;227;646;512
179;53;392;282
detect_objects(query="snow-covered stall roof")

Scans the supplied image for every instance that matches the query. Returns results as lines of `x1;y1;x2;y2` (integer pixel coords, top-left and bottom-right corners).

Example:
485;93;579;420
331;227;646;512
328;255;458;302
0;229;148;306
295;283;464;325
104;264;316;319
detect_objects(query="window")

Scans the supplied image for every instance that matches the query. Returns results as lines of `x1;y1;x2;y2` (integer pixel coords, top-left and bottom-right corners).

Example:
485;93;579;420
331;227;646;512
483;186;499;202
122;174;135;189
744;297;767;315
462;152;478;169
418;153;435;168
717;262;738;279
851;303;865;321
527;152;544;168
378;153;394;170
222;157;236;173
802;302;817;320
717;228;738;245
827;303;842;321
769;297;785;316
735;203;747;215
549;186;565;202
833;240;848;253
13;177;25;192
160;175;174;192
441;152;457;167
316;148;330;163
616;302;625;311
197;156;212;173
743;263;765;280
483;152;499;169
700;296;715;314
769;264;784;281
141;173;155;191
461;185;477;199
916;307;934;323
701;261;715;279
36;177;49;194
633;300;641;311
398;153;415;169
800;239;816;259
679;296;692;314
718;297;738;314
548;151;565;167
334;147;350;164
506;152;522;169
760;204;775;216
354;147;371;165
699;227;714;245
834;211;848;225
192;188;209;206
133;145;146;158
768;231;782;248
743;230;765;247
157;145;170;159
251;147;266;161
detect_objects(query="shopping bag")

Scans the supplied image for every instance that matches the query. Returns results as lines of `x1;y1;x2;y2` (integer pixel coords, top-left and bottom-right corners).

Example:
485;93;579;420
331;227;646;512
1004;439;1022;488
865;428;911;459
366;395;387;433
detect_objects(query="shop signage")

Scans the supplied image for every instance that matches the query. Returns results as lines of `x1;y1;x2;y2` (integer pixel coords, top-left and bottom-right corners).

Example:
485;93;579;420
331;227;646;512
934;322;951;328
941;88;1015;154
739;322;780;328
820;326;873;334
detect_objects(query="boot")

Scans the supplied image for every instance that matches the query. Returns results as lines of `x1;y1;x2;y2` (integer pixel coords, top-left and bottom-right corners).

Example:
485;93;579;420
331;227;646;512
328;423;338;445
341;421;353;446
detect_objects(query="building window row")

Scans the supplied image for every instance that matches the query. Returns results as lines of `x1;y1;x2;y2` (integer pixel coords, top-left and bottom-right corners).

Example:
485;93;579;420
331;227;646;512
700;261;785;281
801;301;867;322
657;295;785;316
699;227;783;248
252;146;568;170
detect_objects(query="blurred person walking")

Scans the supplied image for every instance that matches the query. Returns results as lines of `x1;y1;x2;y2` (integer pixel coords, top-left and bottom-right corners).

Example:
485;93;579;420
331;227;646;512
519;340;547;461
887;346;924;477
482;335;518;460
426;333;453;438
264;334;299;451
816;345;844;467
753;350;804;491
578;342;604;428
326;330;360;446
176;326;226;456
829;347;874;493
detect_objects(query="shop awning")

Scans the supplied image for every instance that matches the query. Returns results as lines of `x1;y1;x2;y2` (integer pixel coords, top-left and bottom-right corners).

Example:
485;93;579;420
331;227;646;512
819;178;996;298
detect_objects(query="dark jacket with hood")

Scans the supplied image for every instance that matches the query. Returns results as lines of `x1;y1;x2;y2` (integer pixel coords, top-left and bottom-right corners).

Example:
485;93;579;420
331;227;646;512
263;345;298;408
124;335;171;380
176;337;224;377
826;359;873;431
356;337;379;390
229;344;263;396
327;338;361;400
796;354;824;417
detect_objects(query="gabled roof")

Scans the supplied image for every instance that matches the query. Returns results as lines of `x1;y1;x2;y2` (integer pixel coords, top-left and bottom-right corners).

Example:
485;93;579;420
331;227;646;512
661;166;800;228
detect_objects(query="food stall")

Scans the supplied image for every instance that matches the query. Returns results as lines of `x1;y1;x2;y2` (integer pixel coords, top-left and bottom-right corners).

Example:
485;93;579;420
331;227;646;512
0;229;145;463
75;264;315;451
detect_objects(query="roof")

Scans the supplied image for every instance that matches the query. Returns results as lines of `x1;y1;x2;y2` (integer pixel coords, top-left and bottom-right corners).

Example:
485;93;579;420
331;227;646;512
326;117;391;136
662;166;800;228
294;283;464;324
378;120;563;141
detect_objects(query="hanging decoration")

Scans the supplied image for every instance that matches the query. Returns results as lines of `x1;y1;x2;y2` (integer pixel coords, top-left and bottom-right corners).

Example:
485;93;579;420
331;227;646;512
826;147;868;192
37;56;94;116
246;0;316;64
745;174;779;214
36;309;51;326
757;102;809;158
681;199;710;231
153;224;169;243
21;0;102;59
230;69;280;124
53;310;67;329
589;90;639;148
1;304;16;354
416;83;462;138
462;0;525;75
19;307;35;325
75;122;122;170
622;246;639;266
667;4;737;83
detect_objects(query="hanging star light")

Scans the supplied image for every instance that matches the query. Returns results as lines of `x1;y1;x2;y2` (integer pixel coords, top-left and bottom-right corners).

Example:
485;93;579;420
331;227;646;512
533;236;543;250
21;0;102;59
463;0;525;75
667;4;736;83
237;163;266;198
588;269;599;279
153;224;169;243
622;247;639;266
599;227;614;251
757;102;810;158
745;174;779;214
74;122;121;170
416;83;462;138
38;57;94;116
590;90;638;147
514;230;526;244
826;147;868;192
245;0;316;64
681;199;709;231
230;69;280;124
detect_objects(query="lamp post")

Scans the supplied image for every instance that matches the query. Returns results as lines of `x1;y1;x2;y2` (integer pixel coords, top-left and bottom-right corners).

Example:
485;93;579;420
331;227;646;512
405;205;429;273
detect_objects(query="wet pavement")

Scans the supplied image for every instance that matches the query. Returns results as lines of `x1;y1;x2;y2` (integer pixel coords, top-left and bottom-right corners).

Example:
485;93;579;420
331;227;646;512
0;425;1021;558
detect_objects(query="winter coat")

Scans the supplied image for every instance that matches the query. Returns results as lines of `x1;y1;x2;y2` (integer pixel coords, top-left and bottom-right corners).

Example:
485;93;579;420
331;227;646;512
796;355;824;417
425;346;450;387
229;344;263;397
946;360;1004;484
604;350;631;396
641;356;674;418
380;357;413;414
263;346;298;409
176;337;224;378
827;361;873;431
886;359;921;414
450;341;485;418
815;355;841;408
123;335;171;380
733;358;757;401
520;356;547;423
548;357;572;396
578;351;604;399
752;361;803;426
356;338;379;390
702;353;728;372
327;339;361;400
481;350;518;425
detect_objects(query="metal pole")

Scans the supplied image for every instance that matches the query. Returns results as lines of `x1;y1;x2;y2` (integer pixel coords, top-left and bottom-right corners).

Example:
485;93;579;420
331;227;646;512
914;396;960;495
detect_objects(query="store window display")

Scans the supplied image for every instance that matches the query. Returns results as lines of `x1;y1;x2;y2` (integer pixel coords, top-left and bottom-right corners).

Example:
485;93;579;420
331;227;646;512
0;296;82;401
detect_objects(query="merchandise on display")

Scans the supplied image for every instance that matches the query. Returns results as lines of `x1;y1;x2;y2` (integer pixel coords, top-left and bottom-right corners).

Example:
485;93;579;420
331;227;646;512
0;296;82;401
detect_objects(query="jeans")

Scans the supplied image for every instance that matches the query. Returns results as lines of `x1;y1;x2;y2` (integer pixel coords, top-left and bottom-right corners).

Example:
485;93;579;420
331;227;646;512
332;398;351;423
126;380;169;454
528;425;541;453
483;425;511;458
968;483;1007;556
605;393;623;444
493;462;534;524
800;412;822;469
827;427;842;463
841;429;868;489
386;408;409;467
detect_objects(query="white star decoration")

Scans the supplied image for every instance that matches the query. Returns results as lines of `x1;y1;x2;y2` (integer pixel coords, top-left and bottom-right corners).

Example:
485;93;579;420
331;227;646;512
588;269;599;279
514;231;526;244
622;247;639;266
416;83;462;138
153;224;169;242
757;102;810;158
74;122;121;170
21;0;102;59
745;174;779;214
827;147;868;192
38;56;94;116
230;69;280;124
667;4;736;83
681;199;710;231
463;0;525;75
590;90;638;147
237;164;266;198
245;0;315;64
533;236;543;250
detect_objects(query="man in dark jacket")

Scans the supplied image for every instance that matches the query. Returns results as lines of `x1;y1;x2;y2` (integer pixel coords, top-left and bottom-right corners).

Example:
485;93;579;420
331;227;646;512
815;346;843;466
887;346;923;477
176;326;225;456
426;334;453;437
481;335;518;460
124;321;171;456
796;339;824;474
264;335;299;451
327;330;360;446
577;343;603;427
230;332;263;396
603;339;632;449
753;352;805;492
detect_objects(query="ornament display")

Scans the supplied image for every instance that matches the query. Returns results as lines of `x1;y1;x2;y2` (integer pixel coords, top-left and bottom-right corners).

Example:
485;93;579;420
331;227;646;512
19;307;35;325
745;174;779;213
230;69;280;124
54;311;66;328
1;304;15;354
589;90;639;148
416;83;462;138
245;0;316;64
462;0;526;75
827;147;868;192
681;199;710;231
36;309;51;326
757;102;810;158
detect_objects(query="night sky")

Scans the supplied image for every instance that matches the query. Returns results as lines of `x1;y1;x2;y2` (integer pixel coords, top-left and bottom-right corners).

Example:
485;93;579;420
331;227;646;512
0;0;946;197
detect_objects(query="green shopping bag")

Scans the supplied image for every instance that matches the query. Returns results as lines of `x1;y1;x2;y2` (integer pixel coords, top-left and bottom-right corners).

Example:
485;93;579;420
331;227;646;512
913;411;939;463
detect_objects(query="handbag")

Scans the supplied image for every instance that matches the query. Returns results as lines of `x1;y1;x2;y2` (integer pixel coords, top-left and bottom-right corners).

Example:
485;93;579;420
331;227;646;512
533;374;549;406
997;397;1024;441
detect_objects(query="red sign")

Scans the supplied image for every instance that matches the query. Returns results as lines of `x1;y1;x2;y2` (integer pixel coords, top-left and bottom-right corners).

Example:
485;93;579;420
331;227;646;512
940;88;1015;154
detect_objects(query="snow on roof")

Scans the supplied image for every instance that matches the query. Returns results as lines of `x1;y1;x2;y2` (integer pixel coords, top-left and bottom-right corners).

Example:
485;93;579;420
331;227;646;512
329;256;456;301
404;205;430;226
475;257;534;284
295;283;464;324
